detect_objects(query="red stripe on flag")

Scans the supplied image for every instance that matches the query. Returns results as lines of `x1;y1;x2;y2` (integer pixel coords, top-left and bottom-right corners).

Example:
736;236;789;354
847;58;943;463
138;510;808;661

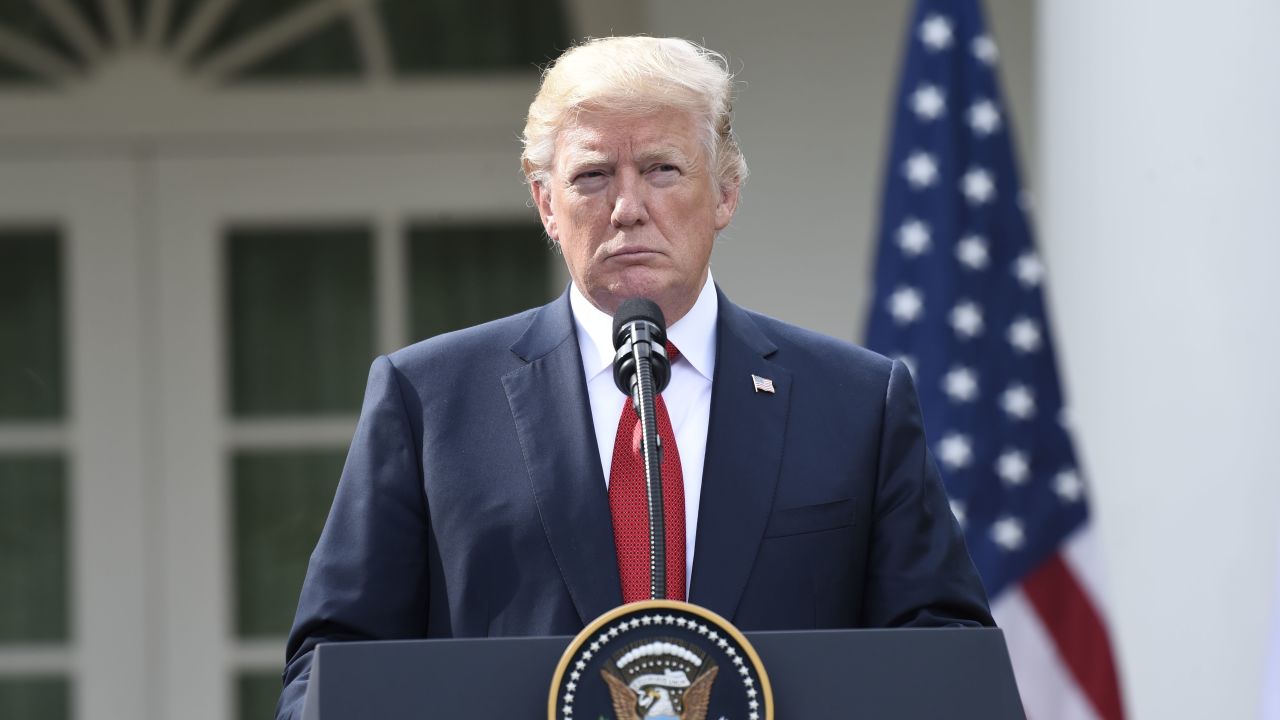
1022;553;1126;720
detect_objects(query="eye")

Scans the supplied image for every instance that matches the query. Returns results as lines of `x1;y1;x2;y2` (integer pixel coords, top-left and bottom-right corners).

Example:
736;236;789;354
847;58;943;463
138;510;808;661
570;170;609;191
647;163;681;186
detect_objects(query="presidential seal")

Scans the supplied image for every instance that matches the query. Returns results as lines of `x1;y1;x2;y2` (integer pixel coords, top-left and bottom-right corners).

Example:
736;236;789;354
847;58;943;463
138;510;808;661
548;600;773;720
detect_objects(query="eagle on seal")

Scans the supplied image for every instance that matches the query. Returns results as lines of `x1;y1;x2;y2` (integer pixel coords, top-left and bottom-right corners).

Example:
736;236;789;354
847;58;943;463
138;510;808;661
601;665;719;720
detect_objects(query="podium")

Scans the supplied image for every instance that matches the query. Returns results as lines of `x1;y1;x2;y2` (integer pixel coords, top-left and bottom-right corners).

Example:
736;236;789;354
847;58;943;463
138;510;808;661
301;627;1024;718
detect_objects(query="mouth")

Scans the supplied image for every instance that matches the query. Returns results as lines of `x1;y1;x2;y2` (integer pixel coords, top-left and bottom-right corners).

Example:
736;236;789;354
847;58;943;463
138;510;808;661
607;246;662;260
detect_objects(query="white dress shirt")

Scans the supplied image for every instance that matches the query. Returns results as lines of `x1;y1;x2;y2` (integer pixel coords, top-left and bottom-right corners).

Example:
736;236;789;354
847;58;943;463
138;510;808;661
569;274;718;591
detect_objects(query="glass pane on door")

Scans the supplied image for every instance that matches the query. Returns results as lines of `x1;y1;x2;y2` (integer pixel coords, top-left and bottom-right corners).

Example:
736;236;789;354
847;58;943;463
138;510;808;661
0;676;70;720
409;222;553;341
0;226;71;717
226;226;374;416
232;450;343;638
0;230;64;420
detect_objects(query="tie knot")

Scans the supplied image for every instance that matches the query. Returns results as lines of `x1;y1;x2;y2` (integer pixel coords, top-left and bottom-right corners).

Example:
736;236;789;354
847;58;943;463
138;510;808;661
664;341;680;363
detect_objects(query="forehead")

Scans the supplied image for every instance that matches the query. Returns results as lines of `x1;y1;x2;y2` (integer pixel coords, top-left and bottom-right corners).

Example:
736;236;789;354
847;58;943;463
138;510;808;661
555;110;702;165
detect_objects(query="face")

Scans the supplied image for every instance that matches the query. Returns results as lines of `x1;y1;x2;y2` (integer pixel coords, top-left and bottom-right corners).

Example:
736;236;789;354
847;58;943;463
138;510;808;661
531;109;739;324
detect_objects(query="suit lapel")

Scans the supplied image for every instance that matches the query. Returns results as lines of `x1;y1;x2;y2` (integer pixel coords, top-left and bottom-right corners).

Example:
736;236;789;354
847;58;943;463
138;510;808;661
689;290;792;620
502;291;622;625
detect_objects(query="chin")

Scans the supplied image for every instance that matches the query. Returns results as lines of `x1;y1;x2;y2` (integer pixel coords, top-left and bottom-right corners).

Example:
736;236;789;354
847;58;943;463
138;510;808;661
585;265;700;319
605;276;677;307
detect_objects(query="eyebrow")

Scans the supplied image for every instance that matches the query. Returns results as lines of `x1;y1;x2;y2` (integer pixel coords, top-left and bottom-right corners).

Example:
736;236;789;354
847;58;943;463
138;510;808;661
637;147;689;166
561;147;692;176
562;151;611;174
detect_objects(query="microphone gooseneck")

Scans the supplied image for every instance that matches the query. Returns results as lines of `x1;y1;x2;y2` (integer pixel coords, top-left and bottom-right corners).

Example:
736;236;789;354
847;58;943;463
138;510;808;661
611;298;671;601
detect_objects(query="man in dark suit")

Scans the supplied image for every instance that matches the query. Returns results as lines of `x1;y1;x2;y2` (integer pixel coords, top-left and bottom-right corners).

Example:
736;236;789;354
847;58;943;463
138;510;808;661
278;36;992;719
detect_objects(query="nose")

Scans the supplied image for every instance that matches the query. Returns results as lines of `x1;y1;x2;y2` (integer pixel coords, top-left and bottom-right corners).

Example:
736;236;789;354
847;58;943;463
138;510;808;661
610;169;649;227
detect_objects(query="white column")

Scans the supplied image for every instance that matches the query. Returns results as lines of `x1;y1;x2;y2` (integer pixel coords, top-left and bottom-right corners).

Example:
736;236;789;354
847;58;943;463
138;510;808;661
67;158;151;720
1038;2;1280;719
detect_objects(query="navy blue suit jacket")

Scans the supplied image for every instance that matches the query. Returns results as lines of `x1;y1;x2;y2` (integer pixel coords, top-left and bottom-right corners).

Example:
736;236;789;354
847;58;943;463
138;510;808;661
278;287;992;718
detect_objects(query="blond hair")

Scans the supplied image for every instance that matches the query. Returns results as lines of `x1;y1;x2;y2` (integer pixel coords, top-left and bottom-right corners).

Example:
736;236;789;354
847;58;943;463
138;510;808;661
520;36;748;192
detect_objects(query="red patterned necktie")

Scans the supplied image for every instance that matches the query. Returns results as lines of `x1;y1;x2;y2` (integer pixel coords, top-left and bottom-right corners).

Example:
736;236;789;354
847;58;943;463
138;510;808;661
608;341;686;603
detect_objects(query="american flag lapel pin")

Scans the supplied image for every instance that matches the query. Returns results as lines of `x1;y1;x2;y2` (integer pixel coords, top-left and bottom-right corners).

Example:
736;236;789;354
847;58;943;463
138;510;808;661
751;374;775;394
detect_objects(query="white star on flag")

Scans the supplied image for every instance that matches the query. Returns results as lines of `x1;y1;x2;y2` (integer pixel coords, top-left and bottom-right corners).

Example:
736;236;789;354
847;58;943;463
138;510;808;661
991;516;1025;551
949;301;984;338
1007;317;1043;353
942;366;979;403
1013;251;1045;288
888;286;925;325
903;150;939;189
938;432;973;469
950;499;967;528
896;218;932;256
1054;468;1085;503
971;34;999;65
910;83;946;121
996;448;1031;486
918;14;953;51
955;234;990;270
1000;383;1037;420
967;99;1002;136
961;167;996;205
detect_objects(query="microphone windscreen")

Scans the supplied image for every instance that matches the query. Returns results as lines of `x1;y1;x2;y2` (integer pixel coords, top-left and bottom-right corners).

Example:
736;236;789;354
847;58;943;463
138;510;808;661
612;298;667;349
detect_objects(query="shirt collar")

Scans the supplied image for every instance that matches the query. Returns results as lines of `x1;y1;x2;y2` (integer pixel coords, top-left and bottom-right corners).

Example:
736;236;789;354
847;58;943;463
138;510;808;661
570;272;718;383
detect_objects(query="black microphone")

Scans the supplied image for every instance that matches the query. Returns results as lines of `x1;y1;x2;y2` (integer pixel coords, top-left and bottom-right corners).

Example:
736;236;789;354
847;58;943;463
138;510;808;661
612;298;671;399
611;298;671;600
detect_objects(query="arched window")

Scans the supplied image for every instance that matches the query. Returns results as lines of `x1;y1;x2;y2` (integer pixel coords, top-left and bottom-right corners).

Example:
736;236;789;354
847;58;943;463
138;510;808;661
0;0;572;86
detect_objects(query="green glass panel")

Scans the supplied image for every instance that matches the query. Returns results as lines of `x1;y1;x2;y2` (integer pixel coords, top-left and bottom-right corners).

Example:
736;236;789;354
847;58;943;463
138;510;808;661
197;0;359;79
0;456;68;643
233;450;342;637
65;1;107;44
166;0;203;45
0;676;70;720
236;17;360;80
0;230;64;420
0;56;40;86
238;671;283;720
196;0;311;56
382;0;572;73
227;225;372;416
0;3;83;64
409;223;552;341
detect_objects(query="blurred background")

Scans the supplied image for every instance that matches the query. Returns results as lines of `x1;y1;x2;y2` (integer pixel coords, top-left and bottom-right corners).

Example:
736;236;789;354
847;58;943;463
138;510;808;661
0;0;1276;719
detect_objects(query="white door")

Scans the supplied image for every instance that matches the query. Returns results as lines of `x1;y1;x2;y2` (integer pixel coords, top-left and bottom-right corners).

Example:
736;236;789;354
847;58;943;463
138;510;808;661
149;145;563;720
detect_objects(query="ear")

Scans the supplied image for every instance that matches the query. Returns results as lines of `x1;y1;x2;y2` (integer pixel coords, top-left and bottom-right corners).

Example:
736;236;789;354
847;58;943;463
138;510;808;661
530;180;558;242
713;181;740;231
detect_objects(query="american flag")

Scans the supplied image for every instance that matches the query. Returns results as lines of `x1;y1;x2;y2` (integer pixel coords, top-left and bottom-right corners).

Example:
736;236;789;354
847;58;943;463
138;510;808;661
865;2;1126;718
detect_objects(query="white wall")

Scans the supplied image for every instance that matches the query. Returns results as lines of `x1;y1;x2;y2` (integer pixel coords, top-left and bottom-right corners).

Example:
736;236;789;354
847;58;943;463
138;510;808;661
1040;1;1280;718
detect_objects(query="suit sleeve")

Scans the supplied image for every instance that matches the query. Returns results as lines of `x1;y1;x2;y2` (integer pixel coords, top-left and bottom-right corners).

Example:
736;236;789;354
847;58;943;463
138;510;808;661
861;358;995;628
276;355;431;720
